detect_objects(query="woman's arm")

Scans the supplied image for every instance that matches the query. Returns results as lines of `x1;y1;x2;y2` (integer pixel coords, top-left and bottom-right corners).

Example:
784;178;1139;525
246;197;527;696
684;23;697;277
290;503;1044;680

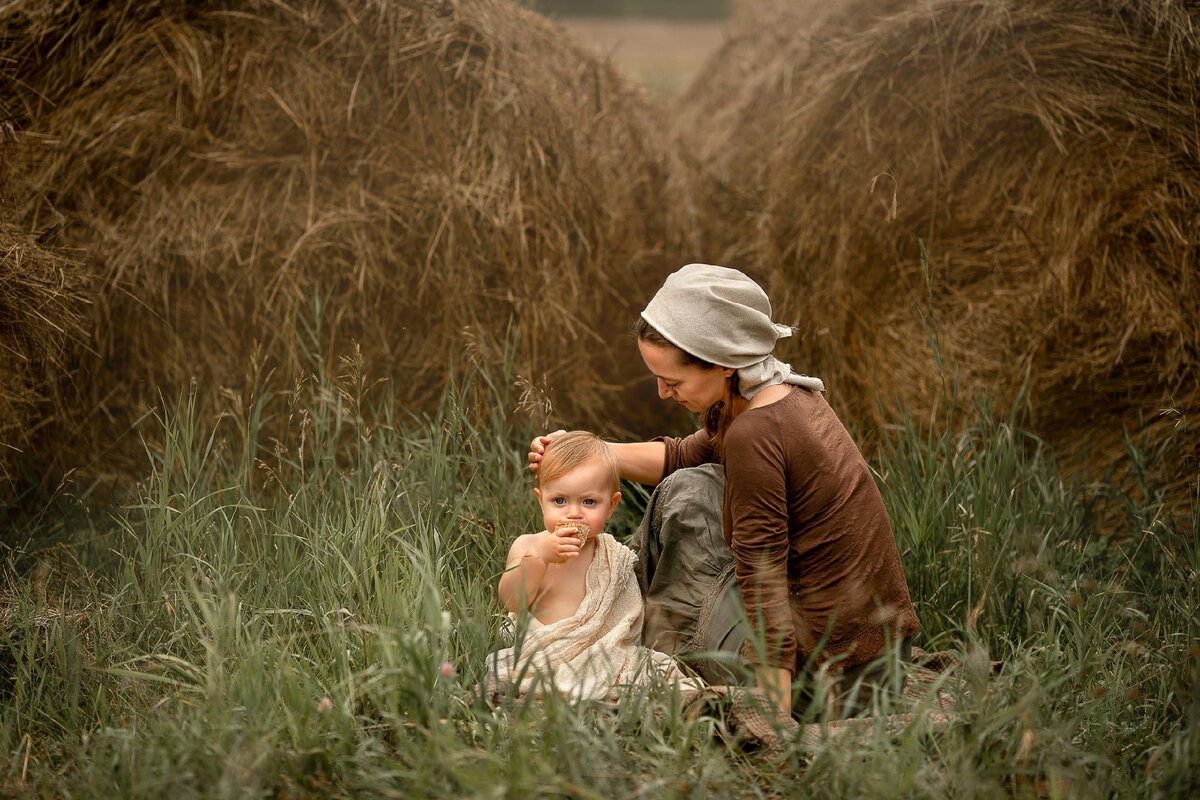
724;423;798;687
611;441;666;485
527;431;666;485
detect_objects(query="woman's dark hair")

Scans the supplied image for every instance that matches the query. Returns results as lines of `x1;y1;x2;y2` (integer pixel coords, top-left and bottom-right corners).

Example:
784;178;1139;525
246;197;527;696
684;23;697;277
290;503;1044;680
635;317;736;446
633;317;714;369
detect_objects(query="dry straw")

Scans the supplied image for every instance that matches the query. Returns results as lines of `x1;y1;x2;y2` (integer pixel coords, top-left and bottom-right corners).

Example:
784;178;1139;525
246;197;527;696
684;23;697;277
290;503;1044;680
0;0;696;487
678;0;1199;498
4;51;88;491
0;221;84;490
673;0;912;262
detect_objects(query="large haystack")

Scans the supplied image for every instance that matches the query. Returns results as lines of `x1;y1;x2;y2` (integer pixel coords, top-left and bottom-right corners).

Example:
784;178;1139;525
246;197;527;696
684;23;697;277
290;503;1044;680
0;222;83;491
1;0;694;483
672;0;911;262
681;0;1199;494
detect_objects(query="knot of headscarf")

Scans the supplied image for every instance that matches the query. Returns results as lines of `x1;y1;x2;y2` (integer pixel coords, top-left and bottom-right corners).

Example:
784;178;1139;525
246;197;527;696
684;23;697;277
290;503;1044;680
640;263;825;400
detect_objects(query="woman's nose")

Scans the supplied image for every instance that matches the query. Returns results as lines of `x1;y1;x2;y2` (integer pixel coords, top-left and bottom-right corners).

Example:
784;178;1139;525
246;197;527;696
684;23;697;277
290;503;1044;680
656;379;672;399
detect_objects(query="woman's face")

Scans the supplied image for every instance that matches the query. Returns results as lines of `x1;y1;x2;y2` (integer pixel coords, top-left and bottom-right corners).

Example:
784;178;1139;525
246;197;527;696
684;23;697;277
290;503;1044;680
637;339;732;413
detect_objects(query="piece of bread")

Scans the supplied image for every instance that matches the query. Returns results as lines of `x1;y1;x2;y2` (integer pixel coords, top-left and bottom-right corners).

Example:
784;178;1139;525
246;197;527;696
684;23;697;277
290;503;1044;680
554;520;590;546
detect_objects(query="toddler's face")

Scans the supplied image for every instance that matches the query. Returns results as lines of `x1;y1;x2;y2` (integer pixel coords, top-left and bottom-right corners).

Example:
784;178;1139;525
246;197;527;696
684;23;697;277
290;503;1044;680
534;458;620;540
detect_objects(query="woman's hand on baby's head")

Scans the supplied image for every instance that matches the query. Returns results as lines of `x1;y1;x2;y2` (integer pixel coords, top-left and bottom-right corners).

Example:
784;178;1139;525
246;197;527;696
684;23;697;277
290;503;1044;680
526;429;566;473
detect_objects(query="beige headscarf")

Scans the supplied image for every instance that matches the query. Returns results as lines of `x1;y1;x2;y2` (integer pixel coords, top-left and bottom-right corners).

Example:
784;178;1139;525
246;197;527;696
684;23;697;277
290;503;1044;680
641;263;825;400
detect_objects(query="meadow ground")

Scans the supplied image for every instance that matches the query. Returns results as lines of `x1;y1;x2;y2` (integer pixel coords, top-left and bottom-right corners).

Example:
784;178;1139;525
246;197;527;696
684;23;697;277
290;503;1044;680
1;350;1196;798
561;18;729;97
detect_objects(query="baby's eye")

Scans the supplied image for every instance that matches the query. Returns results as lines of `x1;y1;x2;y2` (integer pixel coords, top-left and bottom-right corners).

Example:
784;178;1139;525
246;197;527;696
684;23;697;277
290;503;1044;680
583;499;597;506
552;498;566;505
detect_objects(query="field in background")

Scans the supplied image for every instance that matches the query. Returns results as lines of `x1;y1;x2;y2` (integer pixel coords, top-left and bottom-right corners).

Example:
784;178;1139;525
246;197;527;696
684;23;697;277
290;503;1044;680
2;2;1197;793
0;1;703;492
1;360;1197;797
5;1;1194;511
562;19;729;96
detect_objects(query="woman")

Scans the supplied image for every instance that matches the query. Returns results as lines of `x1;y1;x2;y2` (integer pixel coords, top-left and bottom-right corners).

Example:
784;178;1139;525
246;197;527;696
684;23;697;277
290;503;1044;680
528;263;918;715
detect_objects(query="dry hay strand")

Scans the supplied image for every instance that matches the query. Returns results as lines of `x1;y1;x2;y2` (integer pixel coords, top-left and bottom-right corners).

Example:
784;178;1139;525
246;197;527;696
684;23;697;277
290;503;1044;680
672;0;914;264
1;0;694;483
728;0;909;33
0;221;85;491
688;0;1200;502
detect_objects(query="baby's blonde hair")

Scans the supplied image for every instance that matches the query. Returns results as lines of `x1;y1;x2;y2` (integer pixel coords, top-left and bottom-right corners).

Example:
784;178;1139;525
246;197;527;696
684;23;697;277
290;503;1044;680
538;431;620;493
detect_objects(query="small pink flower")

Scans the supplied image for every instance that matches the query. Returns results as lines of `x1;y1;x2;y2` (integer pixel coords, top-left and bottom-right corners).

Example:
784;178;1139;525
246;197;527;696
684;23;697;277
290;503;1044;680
439;662;456;678
316;697;333;713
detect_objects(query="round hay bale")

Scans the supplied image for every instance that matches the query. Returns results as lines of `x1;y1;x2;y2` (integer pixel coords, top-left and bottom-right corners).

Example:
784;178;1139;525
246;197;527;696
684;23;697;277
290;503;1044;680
686;0;1200;497
671;0;912;263
0;221;84;492
1;0;694;480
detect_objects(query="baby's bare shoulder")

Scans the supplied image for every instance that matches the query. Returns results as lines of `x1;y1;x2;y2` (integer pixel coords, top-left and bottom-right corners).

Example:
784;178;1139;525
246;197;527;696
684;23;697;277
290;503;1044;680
504;532;543;563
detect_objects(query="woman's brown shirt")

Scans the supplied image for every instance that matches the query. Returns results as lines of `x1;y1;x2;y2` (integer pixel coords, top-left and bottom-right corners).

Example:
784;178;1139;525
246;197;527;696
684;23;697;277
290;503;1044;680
658;387;919;673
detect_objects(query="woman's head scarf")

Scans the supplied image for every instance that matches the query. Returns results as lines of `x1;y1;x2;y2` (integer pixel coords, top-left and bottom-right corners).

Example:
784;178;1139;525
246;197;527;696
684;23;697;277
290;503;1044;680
640;263;825;400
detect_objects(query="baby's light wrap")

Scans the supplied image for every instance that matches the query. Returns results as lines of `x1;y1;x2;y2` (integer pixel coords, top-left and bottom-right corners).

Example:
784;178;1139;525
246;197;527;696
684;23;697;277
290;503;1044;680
641;263;825;400
489;533;703;700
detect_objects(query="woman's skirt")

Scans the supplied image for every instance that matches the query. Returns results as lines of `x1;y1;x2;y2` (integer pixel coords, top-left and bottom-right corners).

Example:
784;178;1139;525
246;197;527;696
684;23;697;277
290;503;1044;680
628;464;753;685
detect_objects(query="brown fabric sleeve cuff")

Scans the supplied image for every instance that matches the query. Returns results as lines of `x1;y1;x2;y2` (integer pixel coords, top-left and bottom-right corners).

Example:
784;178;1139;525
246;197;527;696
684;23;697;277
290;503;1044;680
739;636;798;674
650;434;680;480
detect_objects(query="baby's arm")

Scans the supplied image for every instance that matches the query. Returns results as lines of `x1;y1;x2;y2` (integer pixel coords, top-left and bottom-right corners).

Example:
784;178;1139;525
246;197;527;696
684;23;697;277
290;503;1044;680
497;529;582;613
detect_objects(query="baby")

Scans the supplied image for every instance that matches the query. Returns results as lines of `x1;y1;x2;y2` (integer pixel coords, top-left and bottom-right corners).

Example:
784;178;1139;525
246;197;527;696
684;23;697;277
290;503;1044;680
498;430;621;624
490;431;701;700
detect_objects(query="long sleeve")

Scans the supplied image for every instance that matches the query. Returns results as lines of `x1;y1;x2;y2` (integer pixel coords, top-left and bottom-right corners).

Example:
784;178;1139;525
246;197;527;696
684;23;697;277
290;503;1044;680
656;428;719;477
717;388;919;673
722;423;797;670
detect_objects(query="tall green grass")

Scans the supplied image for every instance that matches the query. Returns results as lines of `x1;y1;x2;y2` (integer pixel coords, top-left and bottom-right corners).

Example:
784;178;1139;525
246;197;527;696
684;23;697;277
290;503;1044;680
1;351;1196;798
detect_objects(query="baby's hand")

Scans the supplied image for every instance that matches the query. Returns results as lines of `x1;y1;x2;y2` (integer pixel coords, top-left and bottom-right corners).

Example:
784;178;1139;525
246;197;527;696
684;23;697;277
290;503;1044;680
532;525;582;563
527;430;566;473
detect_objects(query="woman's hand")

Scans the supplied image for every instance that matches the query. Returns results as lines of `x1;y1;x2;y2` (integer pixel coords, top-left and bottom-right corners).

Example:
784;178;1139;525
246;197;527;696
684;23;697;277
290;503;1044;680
527;429;566;473
755;665;793;714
